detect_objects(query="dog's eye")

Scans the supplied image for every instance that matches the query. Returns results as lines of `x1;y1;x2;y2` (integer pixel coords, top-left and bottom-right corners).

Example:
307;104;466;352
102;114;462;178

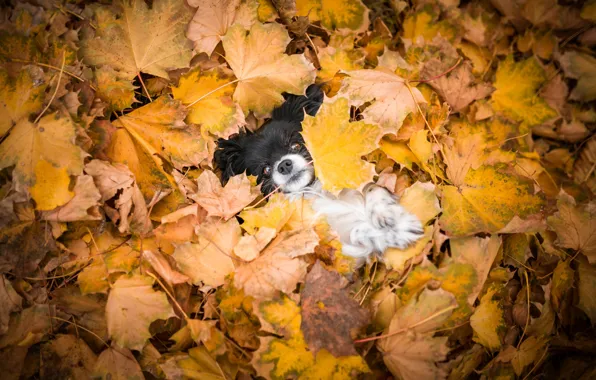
290;143;301;151
263;166;272;176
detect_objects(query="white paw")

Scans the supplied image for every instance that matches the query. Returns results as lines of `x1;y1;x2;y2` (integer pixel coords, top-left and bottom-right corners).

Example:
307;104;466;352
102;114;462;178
385;213;424;249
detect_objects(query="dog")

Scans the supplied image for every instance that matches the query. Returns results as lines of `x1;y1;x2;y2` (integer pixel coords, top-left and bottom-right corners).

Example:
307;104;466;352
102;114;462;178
214;85;424;259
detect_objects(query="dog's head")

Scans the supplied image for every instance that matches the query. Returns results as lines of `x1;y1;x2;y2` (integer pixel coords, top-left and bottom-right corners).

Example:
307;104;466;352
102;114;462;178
214;85;323;195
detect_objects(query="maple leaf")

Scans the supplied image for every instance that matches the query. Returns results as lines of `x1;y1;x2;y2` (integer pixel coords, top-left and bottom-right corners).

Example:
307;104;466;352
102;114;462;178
440;165;544;237
0;275;22;335
40;175;102;222
301;97;382;193
300;262;369;356
142;250;190;287
234;229;319;298
399;181;442;226
491;56;557;126
547;191;596;262
159;346;231;379
186;0;257;55
296;0;369;32
384;226;433;271
106;273;176;351
470;285;505;351
252;295;370;379
558;51;596;102
443;133;485;186
378;288;456;380
172;66;244;138
0;113;86;210
339;67;426;134
172;218;241;288
423;61;494;112
0;66;46;136
577;258;596;324
94;66;137;111
222;22;315;117
0;304;57;349
80;0;193;79
239;193;294;234
190;170;260;221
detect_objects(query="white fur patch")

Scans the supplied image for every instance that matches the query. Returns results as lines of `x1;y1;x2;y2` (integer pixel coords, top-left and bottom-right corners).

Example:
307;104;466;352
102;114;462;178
272;154;315;193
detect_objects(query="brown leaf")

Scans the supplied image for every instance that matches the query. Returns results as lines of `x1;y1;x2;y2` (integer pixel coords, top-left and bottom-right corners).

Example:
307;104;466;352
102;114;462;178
0;221;56;275
300;261;369;356
41;175;102;222
190;170;260;221
40;334;97;379
94;347;143;380
574;136;596;193
142;250;190;287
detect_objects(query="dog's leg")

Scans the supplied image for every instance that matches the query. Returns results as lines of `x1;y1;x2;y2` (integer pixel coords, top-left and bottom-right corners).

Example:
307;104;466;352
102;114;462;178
364;185;424;250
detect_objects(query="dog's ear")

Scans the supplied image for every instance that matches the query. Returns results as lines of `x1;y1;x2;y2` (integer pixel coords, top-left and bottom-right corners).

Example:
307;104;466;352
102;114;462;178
214;132;250;184
272;84;324;122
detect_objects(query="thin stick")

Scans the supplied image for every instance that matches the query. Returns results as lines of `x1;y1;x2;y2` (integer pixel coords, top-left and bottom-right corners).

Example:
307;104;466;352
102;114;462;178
52;316;110;348
517;270;531;348
137;73;153;102
34;51;65;124
410;58;462;83
10;59;92;88
186;78;241;108
522;344;549;380
146;272;189;321
354;304;456;343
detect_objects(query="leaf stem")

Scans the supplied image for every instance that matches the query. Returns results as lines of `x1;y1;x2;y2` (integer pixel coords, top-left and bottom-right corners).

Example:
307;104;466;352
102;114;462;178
354;304;456;344
186;78;241;108
410;58;462;83
146;271;189;321
137;73;153;102
34;51;65;124
517;270;531;348
52;316;110;348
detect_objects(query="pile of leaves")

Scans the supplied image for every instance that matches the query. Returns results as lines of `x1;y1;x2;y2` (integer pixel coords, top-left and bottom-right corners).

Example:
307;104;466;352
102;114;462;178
0;0;595;378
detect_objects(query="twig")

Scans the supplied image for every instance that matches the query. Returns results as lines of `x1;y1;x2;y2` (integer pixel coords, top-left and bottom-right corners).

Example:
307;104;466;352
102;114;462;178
186;78;241;108
522;344;549;380
146;272;189;321
34;51;65;124
410;58;462;83
10;59;94;89
52;316;110;348
354;304;456;343
517;270;531;349
137;73;153;102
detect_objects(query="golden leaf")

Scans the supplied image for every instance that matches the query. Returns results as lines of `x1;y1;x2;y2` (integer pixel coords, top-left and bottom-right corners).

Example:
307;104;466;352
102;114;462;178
302;97;382;193
296;0;369;32
0;66;46;136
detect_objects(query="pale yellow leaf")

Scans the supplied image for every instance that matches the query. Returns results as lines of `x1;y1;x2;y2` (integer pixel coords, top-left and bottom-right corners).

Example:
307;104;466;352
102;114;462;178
470;286;505;351
0;66;46;136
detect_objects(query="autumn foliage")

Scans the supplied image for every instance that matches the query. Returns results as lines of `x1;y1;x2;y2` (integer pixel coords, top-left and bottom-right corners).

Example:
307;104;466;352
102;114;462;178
0;0;595;379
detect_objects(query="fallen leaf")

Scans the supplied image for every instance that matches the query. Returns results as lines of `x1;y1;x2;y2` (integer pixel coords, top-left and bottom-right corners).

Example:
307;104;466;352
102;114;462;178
399;181;441;225
172;218;241;288
222;22;315;116
94;347;144;380
187;0;257;55
159;346;226;379
384;226;433;271
301;261;369;356
94;66;137;111
81;0;193;79
190;170;260;221
491;56;557;126
0;66;46;136
0;304;56;349
172;66;244;138
470;285;505;351
558;51;596;102
0;114;86;210
577;257;596;324
40;175;102;222
142;250;190;287
301;96;382;193
443;134;485;186
252;295;370;379
378;288;456;380
296;0;369;32
574;136;596;193
106;273;176;351
235;228;319;298
0;275;22;335
547;191;596;262
239;192;294;234
340;68;426;134
440;165;544;237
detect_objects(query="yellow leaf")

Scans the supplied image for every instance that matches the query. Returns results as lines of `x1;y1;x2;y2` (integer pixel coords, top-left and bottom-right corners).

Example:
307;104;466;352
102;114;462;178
491;56;557;125
408;130;433;165
172;218;241;288
40;175;102;221
470;285;505;351
510;336;548;376
78;258;109;295
190;170;260;221
400;181;441;225
94;66;137;111
384;226;433;271
577;258;596;323
380;138;419;171
160;346;225;379
80;0;193;79
0;66;46;136
296;0;370;32
29;160;74;211
0;114;86;200
547;191;596;263
187;0;258;55
317;46;364;83
440;165;544;237
402;9;457;41
378;288;456;380
253;295;369;379
302;97;382;193
106;273;175;351
443;134;485;186
94;347;143;380
239;193;293;234
340;69;425;134
172;66;244;138
235;229;319;298
222;22;315;117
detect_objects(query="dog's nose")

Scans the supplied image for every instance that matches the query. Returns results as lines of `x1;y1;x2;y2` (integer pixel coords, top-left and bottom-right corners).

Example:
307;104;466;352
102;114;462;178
277;159;293;175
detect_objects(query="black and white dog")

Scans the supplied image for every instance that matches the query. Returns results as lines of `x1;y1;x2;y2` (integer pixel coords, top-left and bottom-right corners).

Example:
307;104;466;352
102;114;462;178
214;85;423;259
